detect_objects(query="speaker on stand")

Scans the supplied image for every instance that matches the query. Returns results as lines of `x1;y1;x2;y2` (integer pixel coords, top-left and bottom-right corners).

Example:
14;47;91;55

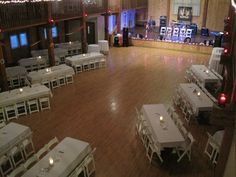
123;27;129;47
214;34;223;47
159;16;167;32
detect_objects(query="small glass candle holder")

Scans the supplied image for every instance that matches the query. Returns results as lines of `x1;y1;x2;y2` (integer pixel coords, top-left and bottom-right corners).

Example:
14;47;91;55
19;88;23;93
197;91;201;96
159;116;164;123
49;157;54;167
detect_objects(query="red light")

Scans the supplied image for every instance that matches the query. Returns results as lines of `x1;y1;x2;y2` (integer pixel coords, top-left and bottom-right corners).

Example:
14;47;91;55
84;13;88;17
48;18;55;25
224;31;229;35
218;93;227;106
108;9;111;14
223;48;229;54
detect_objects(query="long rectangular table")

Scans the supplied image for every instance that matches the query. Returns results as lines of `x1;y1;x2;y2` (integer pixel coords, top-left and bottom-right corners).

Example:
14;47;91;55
0;84;51;107
178;83;213;116
22;137;91;177
190;65;220;86
0;122;32;157
27;64;75;84
141;104;185;149
65;52;105;66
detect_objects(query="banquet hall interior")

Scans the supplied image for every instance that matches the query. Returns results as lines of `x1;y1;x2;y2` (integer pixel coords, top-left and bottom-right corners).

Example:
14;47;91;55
0;0;235;177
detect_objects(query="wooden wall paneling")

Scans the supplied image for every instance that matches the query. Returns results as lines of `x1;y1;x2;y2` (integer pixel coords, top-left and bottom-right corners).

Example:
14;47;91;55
148;0;168;26
206;0;230;31
0;42;8;91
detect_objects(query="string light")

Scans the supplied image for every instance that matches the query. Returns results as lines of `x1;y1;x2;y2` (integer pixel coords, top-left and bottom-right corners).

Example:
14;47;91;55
0;0;61;4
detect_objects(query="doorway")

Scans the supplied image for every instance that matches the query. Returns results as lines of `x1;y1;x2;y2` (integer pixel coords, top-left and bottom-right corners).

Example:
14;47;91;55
86;22;96;44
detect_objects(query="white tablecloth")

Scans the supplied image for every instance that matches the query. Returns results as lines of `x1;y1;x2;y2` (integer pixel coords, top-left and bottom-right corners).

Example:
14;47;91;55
88;44;100;53
6;66;27;78
213;130;224;147
56;41;82;55
22;137;91;177
98;40;109;52
0;122;32;157
190;65;220;86
141;104;185;149
209;47;223;74
27;64;75;84
179;83;213;116
0;84;51;107
65;52;105;66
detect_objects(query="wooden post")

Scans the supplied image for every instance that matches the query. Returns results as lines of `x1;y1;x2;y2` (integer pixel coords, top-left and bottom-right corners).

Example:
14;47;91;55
202;0;209;27
0;41;8;91
116;12;121;33
47;2;55;66
166;0;171;26
104;13;109;41
81;2;87;53
46;26;56;66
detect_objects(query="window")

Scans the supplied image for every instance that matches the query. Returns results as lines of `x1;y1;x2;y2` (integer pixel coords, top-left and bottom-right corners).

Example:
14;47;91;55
108;15;116;34
10;35;19;49
44;26;58;39
19;33;28;46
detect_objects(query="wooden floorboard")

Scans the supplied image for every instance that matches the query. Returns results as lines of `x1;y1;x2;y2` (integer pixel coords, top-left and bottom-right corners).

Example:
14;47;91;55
14;46;222;177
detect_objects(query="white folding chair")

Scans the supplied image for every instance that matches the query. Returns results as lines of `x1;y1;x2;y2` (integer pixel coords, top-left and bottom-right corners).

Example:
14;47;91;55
39;97;50;111
176;132;195;162
68;162;86;177
16;101;27;117
5;105;18;121
9;145;25;167
27;99;39;114
47;137;59;151
89;59;96;70
36;145;48;160
180;125;188;139
66;75;74;84
21;137;35;159
51;78;59;89
74;64;83;74
146;134;163;164
83;62;90;71
204;132;220;162
0;155;14;177
84;148;96;177
23;155;37;170
7;164;25;177
58;76;66;86
99;58;106;68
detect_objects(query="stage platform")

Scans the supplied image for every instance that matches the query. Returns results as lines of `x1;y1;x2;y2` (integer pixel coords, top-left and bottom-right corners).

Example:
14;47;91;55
130;38;213;55
129;26;213;55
